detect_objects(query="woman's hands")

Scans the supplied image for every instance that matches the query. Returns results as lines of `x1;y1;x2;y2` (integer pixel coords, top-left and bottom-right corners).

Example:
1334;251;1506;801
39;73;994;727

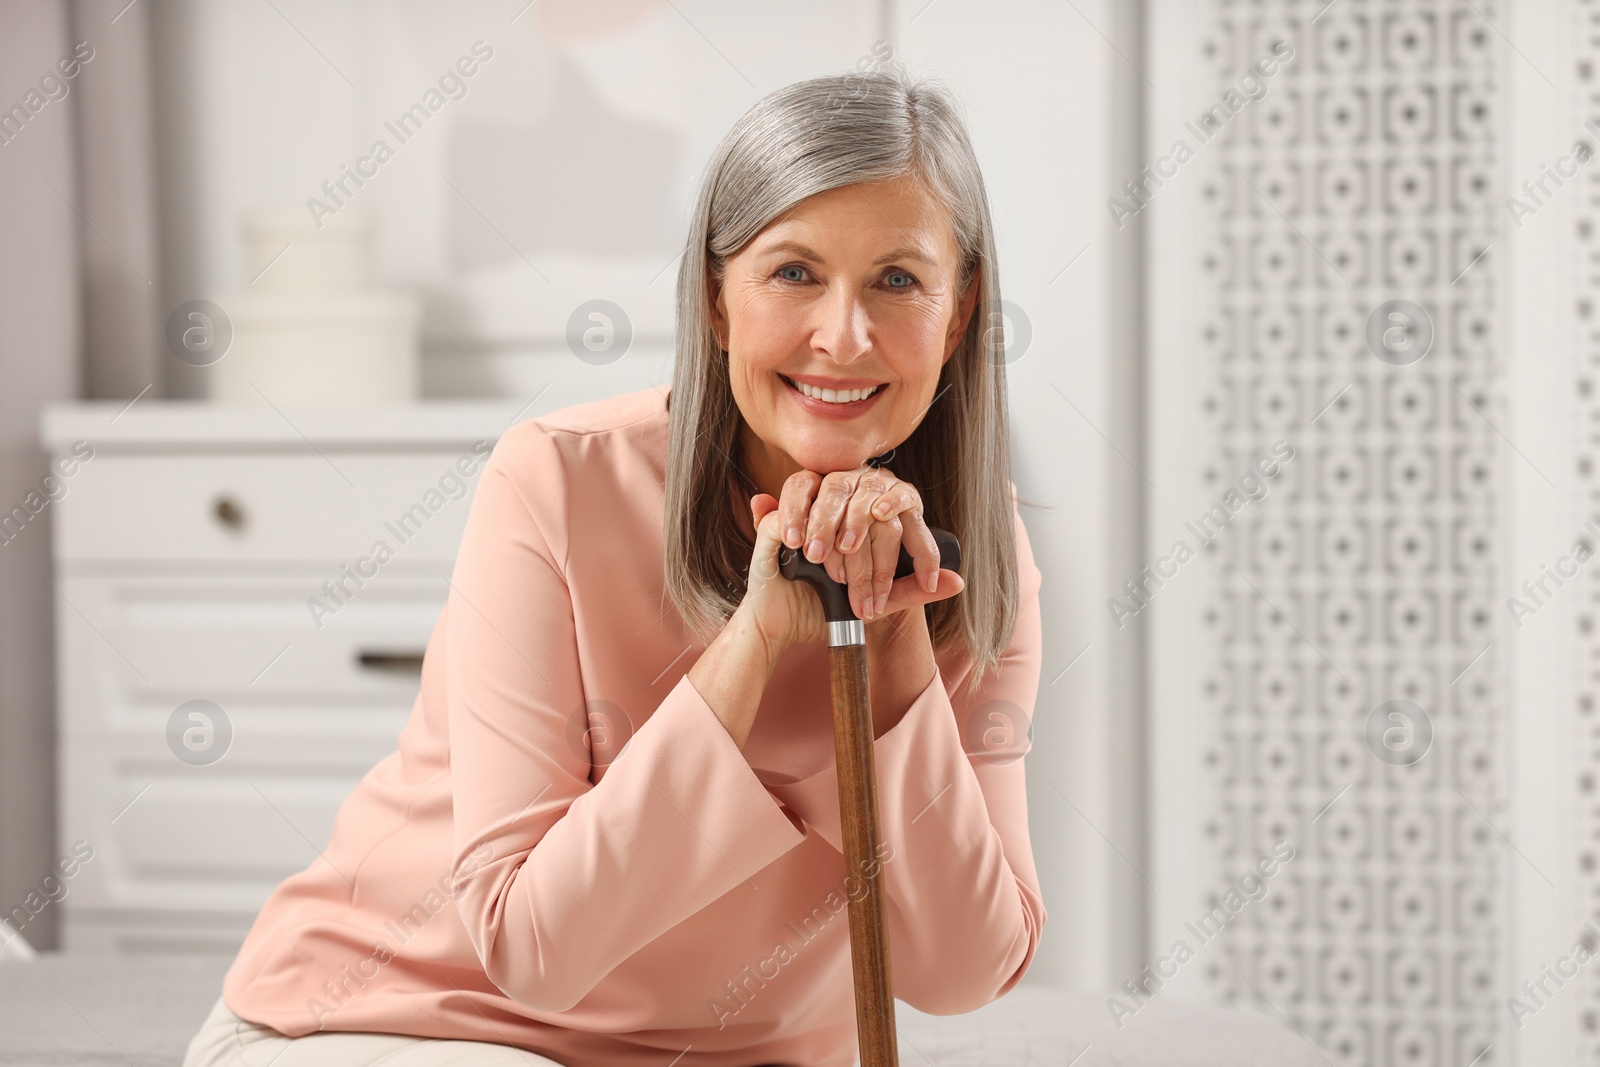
738;463;965;660
713;466;964;746
781;464;950;621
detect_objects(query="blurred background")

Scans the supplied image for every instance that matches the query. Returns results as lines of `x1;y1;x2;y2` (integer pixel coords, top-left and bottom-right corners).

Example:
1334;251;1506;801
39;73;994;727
0;0;1586;1063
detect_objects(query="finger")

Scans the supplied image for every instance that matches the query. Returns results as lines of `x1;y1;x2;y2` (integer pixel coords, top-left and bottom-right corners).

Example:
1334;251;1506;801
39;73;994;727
778;471;822;550
787;492;847;588
748;494;785;588
837;467;899;556
865;512;902;617
804;470;859;563
826;543;848;588
844;515;889;619
842;532;868;618
751;492;779;525
857;476;939;595
865;471;916;523
895;502;942;593
880;567;965;616
842;518;887;620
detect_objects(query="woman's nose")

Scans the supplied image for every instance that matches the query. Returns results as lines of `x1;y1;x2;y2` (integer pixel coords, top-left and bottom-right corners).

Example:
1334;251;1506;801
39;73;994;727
811;286;870;364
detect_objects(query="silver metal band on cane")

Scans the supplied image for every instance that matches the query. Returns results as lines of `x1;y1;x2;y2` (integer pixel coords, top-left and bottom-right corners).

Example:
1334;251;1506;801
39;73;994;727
828;619;865;647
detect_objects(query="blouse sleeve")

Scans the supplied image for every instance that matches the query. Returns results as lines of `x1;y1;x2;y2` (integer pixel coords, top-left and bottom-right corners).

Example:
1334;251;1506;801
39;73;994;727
444;420;809;1015
767;487;1048;1016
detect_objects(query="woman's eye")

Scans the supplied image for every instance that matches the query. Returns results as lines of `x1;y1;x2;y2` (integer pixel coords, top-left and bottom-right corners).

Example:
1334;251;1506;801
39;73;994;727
884;270;918;290
776;265;808;283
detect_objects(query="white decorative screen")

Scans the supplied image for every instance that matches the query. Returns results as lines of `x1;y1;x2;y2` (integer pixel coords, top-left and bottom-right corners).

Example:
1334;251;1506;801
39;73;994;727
1147;2;1509;1065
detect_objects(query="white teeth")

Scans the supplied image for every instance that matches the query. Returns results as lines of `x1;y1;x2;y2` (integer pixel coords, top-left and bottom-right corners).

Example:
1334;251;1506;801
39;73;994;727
789;378;882;404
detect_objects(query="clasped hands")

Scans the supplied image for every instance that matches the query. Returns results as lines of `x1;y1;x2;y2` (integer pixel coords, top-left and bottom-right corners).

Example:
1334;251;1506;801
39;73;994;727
742;460;966;655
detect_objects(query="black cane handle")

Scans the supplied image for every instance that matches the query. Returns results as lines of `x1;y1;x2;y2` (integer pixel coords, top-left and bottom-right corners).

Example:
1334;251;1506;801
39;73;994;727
778;526;961;623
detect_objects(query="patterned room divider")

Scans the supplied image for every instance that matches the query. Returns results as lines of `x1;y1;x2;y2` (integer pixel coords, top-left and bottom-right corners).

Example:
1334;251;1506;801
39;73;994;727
1146;2;1521;1064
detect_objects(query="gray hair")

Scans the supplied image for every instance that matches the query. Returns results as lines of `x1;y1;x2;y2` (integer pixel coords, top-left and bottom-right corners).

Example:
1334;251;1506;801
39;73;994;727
663;60;1022;701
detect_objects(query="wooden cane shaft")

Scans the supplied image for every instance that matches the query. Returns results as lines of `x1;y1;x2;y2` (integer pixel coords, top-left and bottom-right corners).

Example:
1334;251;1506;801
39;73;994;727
827;641;899;1067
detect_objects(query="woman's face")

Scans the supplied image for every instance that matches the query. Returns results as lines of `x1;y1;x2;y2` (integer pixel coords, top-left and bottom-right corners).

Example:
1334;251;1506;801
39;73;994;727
710;174;979;499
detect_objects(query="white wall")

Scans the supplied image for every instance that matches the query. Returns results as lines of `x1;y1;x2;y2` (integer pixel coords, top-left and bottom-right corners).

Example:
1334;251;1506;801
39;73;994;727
891;0;1126;989
1510;5;1589;1065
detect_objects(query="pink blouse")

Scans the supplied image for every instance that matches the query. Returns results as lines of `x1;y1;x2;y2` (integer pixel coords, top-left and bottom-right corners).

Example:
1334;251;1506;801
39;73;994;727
220;384;1047;1066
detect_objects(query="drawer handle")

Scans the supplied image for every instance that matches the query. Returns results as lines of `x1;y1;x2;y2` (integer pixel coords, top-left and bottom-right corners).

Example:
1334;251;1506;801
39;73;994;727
212;495;245;530
357;650;425;672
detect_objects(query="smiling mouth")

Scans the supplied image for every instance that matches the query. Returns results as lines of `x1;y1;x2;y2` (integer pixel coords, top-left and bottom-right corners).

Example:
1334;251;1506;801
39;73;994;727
779;375;887;404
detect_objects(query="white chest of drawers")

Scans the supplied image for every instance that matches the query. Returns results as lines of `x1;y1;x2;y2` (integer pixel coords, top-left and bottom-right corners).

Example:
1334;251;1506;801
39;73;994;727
38;401;524;955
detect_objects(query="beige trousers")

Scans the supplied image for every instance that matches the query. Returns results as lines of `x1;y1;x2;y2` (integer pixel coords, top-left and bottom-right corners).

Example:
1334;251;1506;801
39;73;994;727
182;993;566;1066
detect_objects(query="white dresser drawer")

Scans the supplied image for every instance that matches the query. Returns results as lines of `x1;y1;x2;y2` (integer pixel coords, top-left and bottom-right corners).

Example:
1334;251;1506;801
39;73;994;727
54;572;444;736
52;570;429;919
54;448;492;563
59;741;400;914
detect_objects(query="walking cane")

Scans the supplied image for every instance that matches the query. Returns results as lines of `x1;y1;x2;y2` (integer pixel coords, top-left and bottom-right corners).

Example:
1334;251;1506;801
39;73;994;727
778;526;962;1067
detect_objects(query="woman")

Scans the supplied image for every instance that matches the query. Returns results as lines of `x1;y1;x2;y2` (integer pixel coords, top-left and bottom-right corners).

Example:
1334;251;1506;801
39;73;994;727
183;61;1046;1067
